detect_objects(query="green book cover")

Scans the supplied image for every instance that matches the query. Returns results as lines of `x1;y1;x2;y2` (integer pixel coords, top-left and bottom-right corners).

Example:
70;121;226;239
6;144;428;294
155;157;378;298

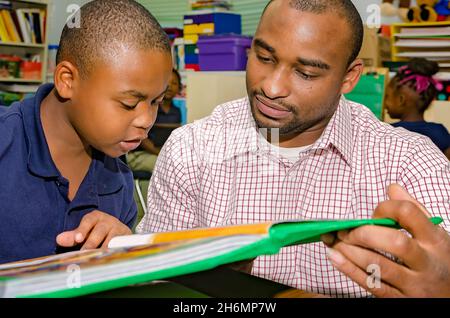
0;217;442;298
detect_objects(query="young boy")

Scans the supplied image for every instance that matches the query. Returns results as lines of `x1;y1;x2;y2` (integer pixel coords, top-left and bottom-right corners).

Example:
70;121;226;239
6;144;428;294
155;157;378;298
0;0;172;264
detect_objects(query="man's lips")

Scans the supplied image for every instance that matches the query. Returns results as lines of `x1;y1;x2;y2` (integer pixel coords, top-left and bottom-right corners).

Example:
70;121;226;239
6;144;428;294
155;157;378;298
254;96;292;119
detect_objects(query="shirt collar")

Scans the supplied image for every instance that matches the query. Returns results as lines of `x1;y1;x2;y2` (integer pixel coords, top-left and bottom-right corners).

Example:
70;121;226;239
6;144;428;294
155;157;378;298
23;83;60;178
23;84;123;195
312;96;354;166
224;96;354;165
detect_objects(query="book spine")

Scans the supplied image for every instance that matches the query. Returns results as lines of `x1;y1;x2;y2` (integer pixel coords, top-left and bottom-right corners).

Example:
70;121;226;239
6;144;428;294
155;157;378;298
0;10;10;42
16;10;31;43
1;9;19;42
31;11;40;43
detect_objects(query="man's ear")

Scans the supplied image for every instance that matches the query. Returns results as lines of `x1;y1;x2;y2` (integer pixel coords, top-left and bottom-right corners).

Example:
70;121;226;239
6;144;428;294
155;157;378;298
53;61;79;100
340;58;364;95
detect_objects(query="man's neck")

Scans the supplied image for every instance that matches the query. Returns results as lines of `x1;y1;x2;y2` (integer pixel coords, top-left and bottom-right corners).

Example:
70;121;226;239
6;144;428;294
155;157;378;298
272;114;334;148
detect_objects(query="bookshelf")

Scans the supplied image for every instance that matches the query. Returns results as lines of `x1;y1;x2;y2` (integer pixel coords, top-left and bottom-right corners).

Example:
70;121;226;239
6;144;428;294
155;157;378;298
390;21;450;72
0;0;49;92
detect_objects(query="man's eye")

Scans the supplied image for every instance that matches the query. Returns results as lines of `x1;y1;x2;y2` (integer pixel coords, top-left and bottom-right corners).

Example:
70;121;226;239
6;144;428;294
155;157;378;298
296;70;314;80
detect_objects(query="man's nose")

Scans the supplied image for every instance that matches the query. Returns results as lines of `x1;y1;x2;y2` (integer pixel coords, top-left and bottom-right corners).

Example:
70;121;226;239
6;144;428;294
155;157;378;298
261;67;290;99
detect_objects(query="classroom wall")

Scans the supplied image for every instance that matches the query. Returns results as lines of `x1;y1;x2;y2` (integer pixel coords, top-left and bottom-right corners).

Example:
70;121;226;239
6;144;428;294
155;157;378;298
138;1;421;34
47;0;91;45
48;0;422;40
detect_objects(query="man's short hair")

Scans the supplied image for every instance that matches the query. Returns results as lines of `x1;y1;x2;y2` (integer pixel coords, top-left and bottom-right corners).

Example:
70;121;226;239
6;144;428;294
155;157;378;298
262;0;364;66
56;0;171;77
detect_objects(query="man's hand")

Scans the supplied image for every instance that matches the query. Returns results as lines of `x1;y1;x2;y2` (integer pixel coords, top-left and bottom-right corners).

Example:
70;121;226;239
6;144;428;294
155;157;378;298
56;210;132;250
322;184;450;297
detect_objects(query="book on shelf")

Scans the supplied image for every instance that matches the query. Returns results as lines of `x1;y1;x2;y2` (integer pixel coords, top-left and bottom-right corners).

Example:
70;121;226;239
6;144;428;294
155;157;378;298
0;8;10;42
395;51;450;60
0;7;46;45
0;216;443;298
1;10;20;42
395;39;450;48
396;26;450;37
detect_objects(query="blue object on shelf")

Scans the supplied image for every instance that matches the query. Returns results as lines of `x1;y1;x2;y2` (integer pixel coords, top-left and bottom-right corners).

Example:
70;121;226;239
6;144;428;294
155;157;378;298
183;12;242;35
184;53;199;65
172;97;187;125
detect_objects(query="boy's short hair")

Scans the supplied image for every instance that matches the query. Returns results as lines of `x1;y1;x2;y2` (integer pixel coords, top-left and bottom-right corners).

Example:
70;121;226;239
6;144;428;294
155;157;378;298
56;0;171;78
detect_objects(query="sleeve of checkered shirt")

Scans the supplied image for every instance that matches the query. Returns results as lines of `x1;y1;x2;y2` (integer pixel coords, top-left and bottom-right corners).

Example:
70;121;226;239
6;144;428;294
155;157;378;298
136;126;200;234
398;137;450;234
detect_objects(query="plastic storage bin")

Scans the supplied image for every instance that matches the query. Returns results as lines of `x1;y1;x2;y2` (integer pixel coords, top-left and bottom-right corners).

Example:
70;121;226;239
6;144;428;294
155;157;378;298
197;35;252;71
183;13;241;34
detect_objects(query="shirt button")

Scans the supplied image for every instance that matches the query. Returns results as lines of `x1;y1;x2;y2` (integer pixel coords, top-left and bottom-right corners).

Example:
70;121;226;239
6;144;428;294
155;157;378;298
56;181;60;186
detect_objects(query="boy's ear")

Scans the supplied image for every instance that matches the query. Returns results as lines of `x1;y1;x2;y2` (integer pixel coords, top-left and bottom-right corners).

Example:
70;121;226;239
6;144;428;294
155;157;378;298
340;58;364;95
53;61;79;100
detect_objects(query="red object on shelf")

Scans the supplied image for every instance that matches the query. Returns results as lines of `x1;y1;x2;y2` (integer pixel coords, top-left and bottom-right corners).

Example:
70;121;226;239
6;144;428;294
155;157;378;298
21;61;42;80
185;63;200;71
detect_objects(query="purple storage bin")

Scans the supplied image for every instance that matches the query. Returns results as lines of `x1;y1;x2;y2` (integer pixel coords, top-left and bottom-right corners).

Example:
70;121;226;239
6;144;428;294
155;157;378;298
197;35;252;71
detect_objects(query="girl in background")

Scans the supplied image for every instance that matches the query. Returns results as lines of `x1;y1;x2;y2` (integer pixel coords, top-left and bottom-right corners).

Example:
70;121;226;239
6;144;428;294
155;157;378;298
385;58;450;160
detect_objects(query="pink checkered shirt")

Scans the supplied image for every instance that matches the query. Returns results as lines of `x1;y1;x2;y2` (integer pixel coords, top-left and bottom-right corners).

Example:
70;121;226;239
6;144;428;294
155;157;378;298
137;97;450;297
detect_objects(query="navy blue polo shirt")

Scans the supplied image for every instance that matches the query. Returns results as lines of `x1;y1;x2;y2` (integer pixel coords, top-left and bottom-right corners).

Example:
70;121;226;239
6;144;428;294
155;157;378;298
392;121;450;152
149;104;181;148
0;84;137;264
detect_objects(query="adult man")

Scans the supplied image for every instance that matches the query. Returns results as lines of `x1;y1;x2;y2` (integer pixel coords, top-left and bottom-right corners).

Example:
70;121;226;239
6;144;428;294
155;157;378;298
138;0;450;297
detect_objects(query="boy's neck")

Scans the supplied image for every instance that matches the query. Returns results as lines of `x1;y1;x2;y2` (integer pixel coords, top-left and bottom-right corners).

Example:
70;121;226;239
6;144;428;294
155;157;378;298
40;89;92;160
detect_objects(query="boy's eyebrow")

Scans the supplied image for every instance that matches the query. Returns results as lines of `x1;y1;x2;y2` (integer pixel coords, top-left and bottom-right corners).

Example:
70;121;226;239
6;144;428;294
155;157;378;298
121;90;148;99
254;38;276;54
296;57;330;70
120;87;168;100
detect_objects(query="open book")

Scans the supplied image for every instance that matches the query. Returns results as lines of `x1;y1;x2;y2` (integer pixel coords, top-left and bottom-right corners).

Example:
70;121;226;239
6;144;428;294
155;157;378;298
0;217;443;298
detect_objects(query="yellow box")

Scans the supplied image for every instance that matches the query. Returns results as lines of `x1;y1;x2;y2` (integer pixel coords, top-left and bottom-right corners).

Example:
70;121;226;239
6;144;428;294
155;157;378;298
184;24;199;35
198;23;215;34
184;34;199;44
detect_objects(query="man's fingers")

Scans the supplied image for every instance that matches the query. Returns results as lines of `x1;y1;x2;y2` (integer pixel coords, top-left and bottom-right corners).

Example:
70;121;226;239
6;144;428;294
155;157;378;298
374;199;440;243
387;184;430;216
326;247;404;298
336;225;427;270
332;239;412;289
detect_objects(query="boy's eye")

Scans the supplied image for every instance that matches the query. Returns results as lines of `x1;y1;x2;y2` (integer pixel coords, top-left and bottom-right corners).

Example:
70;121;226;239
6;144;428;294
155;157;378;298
121;102;139;109
257;55;272;63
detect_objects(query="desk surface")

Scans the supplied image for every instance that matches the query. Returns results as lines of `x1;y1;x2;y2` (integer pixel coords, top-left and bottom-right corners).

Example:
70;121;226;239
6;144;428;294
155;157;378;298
87;266;324;298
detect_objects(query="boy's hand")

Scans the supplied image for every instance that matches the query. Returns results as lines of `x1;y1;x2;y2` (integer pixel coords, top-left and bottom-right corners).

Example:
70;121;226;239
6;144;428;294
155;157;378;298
322;184;450;297
56;210;132;250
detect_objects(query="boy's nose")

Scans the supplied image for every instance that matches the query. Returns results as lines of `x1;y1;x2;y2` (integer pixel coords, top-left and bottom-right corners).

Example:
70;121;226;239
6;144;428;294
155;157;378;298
135;101;157;130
